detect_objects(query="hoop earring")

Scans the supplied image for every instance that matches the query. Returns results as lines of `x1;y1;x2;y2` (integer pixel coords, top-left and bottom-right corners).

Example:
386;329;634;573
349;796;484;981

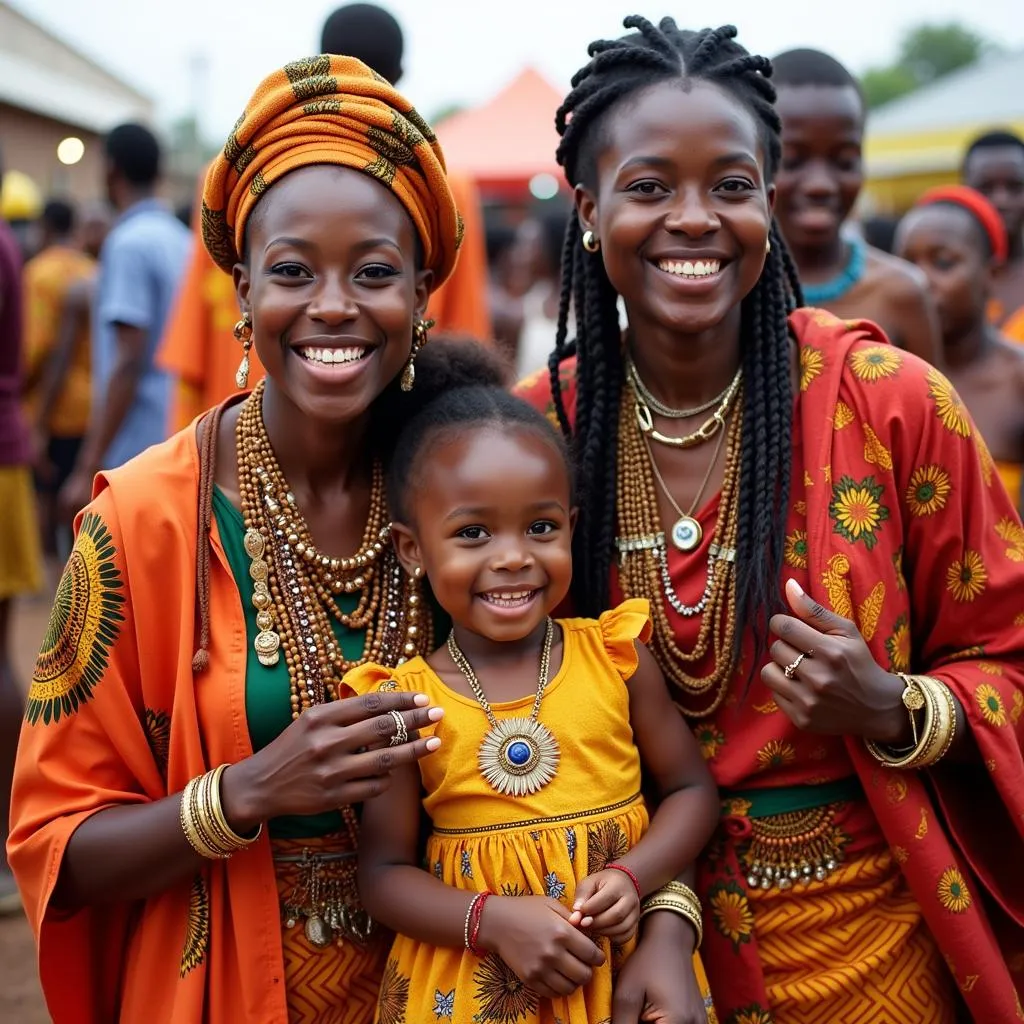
233;313;253;389
402;317;434;392
582;230;600;253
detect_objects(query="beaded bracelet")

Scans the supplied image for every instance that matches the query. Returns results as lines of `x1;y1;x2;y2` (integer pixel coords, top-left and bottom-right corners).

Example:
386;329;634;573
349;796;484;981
607;862;642;900
469;891;491;956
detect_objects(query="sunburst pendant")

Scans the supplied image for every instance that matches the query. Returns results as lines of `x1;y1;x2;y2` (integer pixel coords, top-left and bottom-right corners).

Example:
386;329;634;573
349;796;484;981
478;717;560;797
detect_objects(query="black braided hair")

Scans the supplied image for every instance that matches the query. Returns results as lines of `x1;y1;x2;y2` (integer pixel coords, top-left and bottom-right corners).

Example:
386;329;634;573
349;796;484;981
551;16;804;662
381;339;574;522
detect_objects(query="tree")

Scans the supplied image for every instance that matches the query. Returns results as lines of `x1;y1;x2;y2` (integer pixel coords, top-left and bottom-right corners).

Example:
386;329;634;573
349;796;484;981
861;21;994;109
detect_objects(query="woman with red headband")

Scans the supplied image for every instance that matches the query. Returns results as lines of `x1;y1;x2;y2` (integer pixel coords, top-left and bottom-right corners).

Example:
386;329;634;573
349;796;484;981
896;185;1024;512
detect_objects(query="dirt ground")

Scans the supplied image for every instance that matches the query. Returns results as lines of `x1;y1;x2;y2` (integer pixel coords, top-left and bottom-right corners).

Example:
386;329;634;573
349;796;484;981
1;590;56;1023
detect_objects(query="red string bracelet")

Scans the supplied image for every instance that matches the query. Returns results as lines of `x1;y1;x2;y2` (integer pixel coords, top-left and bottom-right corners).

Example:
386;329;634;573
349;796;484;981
607;863;642;900
468;890;492;956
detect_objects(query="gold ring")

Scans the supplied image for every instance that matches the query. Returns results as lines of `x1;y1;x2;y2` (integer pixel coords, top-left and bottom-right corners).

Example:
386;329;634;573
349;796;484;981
783;652;808;679
388;710;408;747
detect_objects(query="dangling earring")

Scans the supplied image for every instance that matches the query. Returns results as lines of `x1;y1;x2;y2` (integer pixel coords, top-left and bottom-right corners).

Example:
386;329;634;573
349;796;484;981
582;230;600;253
402;317;434;392
234;313;253;389
765;238;772;255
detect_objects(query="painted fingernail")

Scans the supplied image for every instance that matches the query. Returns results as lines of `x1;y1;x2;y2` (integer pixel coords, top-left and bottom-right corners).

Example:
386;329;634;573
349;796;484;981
413;693;429;706
427;707;445;721
789;578;805;596
573;901;583;910
425;737;442;751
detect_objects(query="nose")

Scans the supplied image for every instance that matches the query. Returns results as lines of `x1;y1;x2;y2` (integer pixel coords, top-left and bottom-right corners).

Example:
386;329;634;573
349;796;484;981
799;160;839;200
306;272;360;326
490;536;534;574
663;186;720;237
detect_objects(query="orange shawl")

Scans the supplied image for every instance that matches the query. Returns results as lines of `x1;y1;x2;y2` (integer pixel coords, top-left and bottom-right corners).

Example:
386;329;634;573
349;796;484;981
8;424;294;1023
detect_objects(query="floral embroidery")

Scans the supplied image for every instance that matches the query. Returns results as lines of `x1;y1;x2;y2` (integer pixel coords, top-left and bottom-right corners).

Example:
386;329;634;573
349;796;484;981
829;475;890;550
545;871;566;901
927;367;972;437
1012;691;1024;726
378;960;411;1024
833;401;855;430
936;867;972;914
978;661;1002;675
849;345;902;381
946;550;988;602
587;820;629;874
799;345;824;391
728;1008;773;1024
433;988;455;1019
821;553;854;619
500;882;530;897
144;708;171;779
695;724;726;760
886;776;908;805
893;846;909;865
565;827;577;862
857;582;885;642
862;423;893;470
473;954;537;1021
709;881;755;952
996;517;1024;561
755;739;796;772
893;548;907;591
180;874;210;977
905;465;951;517
975;683;1007;726
784;530;808;569
461;850;473;878
885;614;911;672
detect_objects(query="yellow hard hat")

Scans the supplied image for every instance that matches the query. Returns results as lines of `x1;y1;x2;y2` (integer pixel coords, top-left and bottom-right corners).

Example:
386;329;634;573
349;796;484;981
1;170;43;221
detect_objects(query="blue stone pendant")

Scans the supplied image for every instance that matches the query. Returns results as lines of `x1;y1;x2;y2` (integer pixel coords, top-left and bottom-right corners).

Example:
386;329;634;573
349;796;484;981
478;717;560;797
671;515;702;552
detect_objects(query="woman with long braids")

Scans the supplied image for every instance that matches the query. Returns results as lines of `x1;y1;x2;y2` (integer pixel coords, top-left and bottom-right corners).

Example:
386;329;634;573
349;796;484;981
7;56;482;1024
519;16;1024;1023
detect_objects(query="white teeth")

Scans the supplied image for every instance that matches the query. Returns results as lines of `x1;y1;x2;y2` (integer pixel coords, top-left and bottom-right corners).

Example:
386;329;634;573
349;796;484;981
481;590;535;607
298;346;368;365
656;258;721;278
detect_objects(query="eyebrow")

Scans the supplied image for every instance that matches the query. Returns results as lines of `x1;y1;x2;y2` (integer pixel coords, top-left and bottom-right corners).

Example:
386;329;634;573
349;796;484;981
442;500;567;523
263;235;402;254
619;151;759;174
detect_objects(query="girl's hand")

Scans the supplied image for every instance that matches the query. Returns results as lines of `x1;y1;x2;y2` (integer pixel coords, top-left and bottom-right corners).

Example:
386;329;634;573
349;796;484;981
762;579;909;744
221;691;444;833
478;895;606;1000
570;868;640;943
612;913;706;1024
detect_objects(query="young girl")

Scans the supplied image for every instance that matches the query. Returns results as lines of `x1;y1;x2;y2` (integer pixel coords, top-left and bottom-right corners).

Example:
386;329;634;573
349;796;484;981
347;364;720;1023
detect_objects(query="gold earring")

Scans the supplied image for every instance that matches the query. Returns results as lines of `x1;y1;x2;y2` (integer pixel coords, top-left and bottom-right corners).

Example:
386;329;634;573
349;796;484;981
582;230;600;253
412;566;423;579
233;313;253;389
402;317;434;392
765;238;772;255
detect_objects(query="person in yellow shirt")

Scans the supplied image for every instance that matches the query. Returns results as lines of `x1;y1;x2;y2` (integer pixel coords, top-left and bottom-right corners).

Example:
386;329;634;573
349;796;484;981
22;200;109;562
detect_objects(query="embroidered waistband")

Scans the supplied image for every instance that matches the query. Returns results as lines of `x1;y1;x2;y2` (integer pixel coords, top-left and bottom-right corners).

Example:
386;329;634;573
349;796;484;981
431;792;644;837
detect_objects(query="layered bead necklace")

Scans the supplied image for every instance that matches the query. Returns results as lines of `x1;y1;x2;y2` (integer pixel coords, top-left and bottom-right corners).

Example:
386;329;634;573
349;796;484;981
615;381;743;718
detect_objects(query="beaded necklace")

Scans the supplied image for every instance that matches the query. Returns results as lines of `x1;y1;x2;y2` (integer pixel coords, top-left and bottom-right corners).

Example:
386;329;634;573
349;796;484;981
615;385;743;717
801;235;867;306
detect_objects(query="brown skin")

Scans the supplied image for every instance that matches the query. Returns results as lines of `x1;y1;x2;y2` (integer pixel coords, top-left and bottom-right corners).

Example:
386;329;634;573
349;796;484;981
774;83;942;365
964;144;1024;328
52;165;448;910
361;426;717;1016
895;203;1024;509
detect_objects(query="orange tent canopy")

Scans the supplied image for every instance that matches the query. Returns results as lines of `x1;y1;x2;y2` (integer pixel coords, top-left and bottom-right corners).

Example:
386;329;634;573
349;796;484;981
436;67;565;196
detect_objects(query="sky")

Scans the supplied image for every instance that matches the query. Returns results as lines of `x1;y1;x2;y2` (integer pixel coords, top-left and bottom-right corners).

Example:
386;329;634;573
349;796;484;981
15;0;1024;143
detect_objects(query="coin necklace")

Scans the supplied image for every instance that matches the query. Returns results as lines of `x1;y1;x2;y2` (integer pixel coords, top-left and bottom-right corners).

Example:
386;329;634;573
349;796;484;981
446;621;560;797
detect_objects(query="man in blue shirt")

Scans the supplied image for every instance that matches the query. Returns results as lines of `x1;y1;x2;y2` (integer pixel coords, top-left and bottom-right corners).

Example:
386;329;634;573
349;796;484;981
59;123;189;522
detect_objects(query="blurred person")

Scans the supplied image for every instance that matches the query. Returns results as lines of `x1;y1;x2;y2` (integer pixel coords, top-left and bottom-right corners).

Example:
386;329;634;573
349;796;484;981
962;130;1024;344
895;185;1024;511
59;124;190;523
22;200;108;565
0;149;43;916
771;48;942;365
860;214;898;255
158;2;491;433
0;168;44;262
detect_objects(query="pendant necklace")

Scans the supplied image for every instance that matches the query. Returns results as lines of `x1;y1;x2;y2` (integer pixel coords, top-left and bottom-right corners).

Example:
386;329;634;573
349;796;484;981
644;411;729;553
447;620;560;798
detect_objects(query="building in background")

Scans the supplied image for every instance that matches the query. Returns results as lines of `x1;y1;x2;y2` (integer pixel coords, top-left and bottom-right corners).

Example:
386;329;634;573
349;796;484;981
0;0;154;205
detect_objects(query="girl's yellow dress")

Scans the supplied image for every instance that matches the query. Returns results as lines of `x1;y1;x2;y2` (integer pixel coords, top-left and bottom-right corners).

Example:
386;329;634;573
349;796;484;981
346;598;715;1024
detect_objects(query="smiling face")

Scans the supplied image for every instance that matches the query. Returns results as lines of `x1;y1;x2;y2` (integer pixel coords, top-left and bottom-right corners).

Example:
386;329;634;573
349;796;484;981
773;83;864;252
894;204;992;343
392;424;575;644
234;164;432;426
576;78;773;339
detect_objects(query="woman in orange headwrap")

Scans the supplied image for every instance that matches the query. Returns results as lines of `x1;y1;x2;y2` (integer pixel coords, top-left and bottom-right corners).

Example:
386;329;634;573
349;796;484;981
7;56;484;1024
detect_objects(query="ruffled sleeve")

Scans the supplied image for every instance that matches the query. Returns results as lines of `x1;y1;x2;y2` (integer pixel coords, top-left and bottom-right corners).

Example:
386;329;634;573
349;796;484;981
598;598;653;681
339;661;405;699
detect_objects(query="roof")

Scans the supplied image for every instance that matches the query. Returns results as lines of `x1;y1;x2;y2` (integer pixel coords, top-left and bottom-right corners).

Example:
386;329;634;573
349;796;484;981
0;0;152;133
435;68;564;191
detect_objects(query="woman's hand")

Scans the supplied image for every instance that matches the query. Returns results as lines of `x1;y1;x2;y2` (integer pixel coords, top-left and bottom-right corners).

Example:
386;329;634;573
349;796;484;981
478;895;606;1001
762;579;908;744
612;912;706;1023
570;868;640;943
221;690;443;833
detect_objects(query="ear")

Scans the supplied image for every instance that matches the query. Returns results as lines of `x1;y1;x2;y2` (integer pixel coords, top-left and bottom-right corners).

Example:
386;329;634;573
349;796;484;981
766;182;777;214
413;269;435;321
568;506;579;537
574;183;599;237
233;262;252;316
390;521;425;579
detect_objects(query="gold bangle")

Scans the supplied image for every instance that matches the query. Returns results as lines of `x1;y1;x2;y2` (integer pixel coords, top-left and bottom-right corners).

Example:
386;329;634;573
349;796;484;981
640;894;703;947
865;675;955;770
180;776;228;859
180;767;261;860
660;880;702;913
207;764;262;851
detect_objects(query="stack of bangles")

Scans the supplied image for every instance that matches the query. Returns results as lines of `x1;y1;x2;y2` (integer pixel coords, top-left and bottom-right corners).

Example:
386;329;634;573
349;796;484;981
639;880;703;947
180;764;262;859
464;891;492;956
865;673;957;770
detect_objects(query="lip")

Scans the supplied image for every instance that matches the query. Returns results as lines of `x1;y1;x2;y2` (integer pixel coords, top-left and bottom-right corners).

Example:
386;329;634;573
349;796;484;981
289;342;378;384
788;207;841;232
649;257;729;294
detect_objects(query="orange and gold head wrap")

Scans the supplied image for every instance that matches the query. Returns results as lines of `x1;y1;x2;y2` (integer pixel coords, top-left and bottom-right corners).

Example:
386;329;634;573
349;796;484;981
201;54;462;285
